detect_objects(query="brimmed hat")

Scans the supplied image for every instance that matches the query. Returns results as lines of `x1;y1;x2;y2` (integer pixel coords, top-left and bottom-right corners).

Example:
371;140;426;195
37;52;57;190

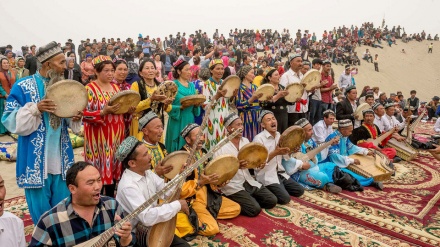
36;41;63;63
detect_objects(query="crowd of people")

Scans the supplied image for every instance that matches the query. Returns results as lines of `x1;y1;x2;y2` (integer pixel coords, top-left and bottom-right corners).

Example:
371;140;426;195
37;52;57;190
1;21;440;247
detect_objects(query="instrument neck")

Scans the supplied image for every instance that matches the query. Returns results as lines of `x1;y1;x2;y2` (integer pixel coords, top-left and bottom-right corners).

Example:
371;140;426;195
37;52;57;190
302;138;336;161
372;128;394;146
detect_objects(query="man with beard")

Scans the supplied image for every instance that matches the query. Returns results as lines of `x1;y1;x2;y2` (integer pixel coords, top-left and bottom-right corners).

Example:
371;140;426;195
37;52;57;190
177;123;240;238
139;111;173;176
2;41;82;223
30;162;134;247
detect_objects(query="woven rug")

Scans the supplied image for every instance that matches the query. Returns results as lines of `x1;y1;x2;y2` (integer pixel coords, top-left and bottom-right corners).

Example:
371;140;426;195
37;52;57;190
6;122;440;246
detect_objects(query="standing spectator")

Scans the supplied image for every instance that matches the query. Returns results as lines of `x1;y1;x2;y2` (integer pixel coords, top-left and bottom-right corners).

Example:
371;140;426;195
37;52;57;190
14;57;29;81
4;50;15;68
338;65;352;93
80;54;94;84
154;54;165;82
142;37;151;57
308;59;325;125
428;43;433;53
25;45;38;75
320;60;338;112
161;48;177;76
0;58;16;95
190;56;201;82
64;57;82;83
373;54;379;72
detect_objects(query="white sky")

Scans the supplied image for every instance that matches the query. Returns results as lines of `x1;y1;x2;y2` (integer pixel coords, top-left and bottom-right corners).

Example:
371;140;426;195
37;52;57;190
0;0;439;50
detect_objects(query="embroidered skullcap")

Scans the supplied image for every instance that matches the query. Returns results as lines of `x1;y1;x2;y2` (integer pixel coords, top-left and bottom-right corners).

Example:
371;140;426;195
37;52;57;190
258;110;274;123
36;41;63;63
294;118;310;128
180;123;199;139
338;119;353;128
139;111;158;131
116;136;141;162
209;59;224;69
92;55;112;67
372;102;382;111
224;112;240;127
173;58;188;70
237;65;252;80
344;85;356;95
323;109;335;116
362;109;375;116
288;54;301;62
384;102;395;109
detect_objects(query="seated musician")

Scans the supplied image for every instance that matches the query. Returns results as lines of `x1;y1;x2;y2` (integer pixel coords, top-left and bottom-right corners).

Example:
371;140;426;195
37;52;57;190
115;136;190;247
253;110;304;204
326;119;384;190
30;162;134;247
177;123;240;237
312;109;336;158
213;113;277;217
384;103;406;131
139;111;173;176
349;108;398;169
282;118;342;193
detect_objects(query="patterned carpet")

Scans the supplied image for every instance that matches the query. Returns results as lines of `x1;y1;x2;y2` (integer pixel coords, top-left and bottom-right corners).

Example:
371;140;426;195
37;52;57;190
5;122;440;246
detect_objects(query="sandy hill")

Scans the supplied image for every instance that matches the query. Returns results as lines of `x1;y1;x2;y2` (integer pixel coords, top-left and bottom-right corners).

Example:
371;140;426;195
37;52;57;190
331;41;440;101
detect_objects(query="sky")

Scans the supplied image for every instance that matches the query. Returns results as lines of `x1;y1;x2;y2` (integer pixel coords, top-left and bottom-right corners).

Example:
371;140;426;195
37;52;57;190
0;0;439;51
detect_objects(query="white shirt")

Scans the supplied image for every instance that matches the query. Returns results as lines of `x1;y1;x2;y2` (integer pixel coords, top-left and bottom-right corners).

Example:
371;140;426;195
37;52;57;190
213;137;262;196
279;69;308;113
312;120;333;159
435;118;440;133
338;73;352;90
385;114;405;130
253;129;290;186
0;212;26;247
116;169;181;228
374;114;392;132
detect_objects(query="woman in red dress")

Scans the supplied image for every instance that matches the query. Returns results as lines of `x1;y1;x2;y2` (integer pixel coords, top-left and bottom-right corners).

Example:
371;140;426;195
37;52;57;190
83;55;133;197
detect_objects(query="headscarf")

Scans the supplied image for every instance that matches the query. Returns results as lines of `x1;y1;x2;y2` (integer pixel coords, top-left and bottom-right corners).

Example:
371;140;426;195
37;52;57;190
0;58;12;89
65;57;75;80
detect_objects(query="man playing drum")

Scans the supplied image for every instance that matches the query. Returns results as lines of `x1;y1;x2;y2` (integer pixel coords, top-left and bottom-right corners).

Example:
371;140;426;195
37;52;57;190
139;111;174;176
213;113;277;217
177;123;240;237
326;119;384;190
253;110;304;204
115;136;190;247
2;41;82;223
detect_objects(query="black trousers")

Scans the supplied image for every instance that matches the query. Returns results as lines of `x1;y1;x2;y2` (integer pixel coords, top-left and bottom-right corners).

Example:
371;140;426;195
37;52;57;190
266;174;304;205
226;182;277;217
288;112;306;127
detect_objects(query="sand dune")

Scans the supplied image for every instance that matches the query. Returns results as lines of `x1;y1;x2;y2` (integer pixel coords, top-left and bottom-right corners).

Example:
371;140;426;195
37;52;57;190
2;41;439;199
332;41;440;101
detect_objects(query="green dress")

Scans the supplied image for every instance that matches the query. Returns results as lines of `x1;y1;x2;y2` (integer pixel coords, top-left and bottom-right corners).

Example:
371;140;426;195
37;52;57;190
165;79;201;152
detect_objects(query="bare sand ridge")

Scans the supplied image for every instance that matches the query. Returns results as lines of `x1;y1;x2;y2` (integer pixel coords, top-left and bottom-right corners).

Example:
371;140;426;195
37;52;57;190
1;40;439;199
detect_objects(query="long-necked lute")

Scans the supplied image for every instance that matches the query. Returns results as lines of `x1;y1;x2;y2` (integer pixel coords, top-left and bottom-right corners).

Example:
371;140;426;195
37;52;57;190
293;136;339;163
73;128;242;247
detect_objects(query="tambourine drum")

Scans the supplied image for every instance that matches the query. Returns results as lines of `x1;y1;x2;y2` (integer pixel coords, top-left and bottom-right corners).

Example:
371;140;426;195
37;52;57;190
301;69;322;91
180;95;206;108
108;90;141;114
354;103;371;121
220;75;240;98
279;126;306;152
237;142;268;168
156;80;178;99
162;151;190;180
46;80;88;117
253;84;275;99
204;155;239;185
284;83;304;102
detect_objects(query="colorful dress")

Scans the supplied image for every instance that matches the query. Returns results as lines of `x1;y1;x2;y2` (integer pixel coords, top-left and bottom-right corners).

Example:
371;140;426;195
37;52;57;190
165;80;201;152
0;83;8;134
202;77;230;151
192;79;205;125
236;83;261;141
143;141;168;171
83;81;125;185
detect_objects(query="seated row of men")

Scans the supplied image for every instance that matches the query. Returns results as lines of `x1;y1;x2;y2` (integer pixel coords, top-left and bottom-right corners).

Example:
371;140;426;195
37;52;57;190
29;103;403;247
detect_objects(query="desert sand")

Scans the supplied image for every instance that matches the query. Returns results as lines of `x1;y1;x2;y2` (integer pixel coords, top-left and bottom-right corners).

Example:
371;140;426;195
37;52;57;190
2;40;439;199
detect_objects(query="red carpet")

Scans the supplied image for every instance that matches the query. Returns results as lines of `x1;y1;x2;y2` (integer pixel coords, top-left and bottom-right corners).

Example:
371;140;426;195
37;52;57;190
5;122;440;246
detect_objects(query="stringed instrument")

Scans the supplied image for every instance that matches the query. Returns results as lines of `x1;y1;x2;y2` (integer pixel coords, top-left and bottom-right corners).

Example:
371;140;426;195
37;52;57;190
148;97;218;247
293;136;339;164
367;128;395;147
73;128;242;247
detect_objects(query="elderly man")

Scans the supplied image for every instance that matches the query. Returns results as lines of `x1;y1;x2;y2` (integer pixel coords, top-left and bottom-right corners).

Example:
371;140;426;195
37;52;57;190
2;41;82;223
30;162;134;247
373;102;405;142
279;55;313;126
214;113;277;217
326;119;384;190
178;123;240;237
115;137;190;247
139;111;173;176
0;174;26;247
253;110;304;204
